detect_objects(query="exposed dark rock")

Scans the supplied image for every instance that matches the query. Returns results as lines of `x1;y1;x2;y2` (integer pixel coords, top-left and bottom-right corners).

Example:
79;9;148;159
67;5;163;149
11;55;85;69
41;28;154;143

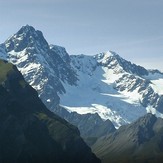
92;113;163;163
54;106;115;140
0;60;100;163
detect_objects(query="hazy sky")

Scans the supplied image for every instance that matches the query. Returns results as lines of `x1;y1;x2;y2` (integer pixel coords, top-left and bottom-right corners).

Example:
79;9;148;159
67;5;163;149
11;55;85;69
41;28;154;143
0;0;163;71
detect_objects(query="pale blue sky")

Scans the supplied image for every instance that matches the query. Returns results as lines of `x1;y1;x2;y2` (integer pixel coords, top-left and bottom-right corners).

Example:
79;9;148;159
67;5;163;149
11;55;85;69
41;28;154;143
0;0;163;70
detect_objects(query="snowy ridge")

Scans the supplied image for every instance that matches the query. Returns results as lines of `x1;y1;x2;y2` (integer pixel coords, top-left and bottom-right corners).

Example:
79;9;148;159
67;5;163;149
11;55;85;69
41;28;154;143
0;25;163;128
0;25;77;111
60;52;163;127
96;51;149;76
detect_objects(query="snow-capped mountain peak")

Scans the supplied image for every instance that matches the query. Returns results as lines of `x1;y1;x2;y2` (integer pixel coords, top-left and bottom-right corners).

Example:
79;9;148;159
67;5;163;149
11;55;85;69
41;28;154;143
0;25;77;111
17;24;36;35
97;51;119;60
1;25;163;129
60;52;163;127
96;51;148;76
5;25;49;53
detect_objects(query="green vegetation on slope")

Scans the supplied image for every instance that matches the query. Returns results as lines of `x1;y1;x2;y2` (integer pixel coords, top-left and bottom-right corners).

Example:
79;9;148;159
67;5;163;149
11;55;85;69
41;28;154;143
0;60;13;83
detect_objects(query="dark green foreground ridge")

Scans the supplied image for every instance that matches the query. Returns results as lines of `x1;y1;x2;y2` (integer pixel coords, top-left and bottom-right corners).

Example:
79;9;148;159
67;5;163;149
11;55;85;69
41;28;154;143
0;60;100;163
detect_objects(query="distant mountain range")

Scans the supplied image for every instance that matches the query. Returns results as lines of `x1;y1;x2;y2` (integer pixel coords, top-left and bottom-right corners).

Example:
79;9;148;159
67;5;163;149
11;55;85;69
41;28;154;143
0;25;163;137
0;59;100;163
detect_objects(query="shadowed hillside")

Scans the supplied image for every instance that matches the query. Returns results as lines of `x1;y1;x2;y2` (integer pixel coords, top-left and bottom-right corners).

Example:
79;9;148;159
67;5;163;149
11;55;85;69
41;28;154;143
0;60;100;163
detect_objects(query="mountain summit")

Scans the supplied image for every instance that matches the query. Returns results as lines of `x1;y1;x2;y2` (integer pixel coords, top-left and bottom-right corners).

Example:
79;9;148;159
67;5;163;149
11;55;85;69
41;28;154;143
1;25;77;110
0;25;163;130
5;25;49;52
65;52;163;127
96;51;148;76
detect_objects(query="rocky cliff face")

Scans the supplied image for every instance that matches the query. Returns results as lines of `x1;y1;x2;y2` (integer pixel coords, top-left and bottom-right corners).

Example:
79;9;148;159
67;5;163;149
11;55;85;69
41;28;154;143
1;25;163;130
54;106;115;143
0;25;115;138
60;52;163;127
2;25;77;110
92;113;163;163
0;59;100;163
